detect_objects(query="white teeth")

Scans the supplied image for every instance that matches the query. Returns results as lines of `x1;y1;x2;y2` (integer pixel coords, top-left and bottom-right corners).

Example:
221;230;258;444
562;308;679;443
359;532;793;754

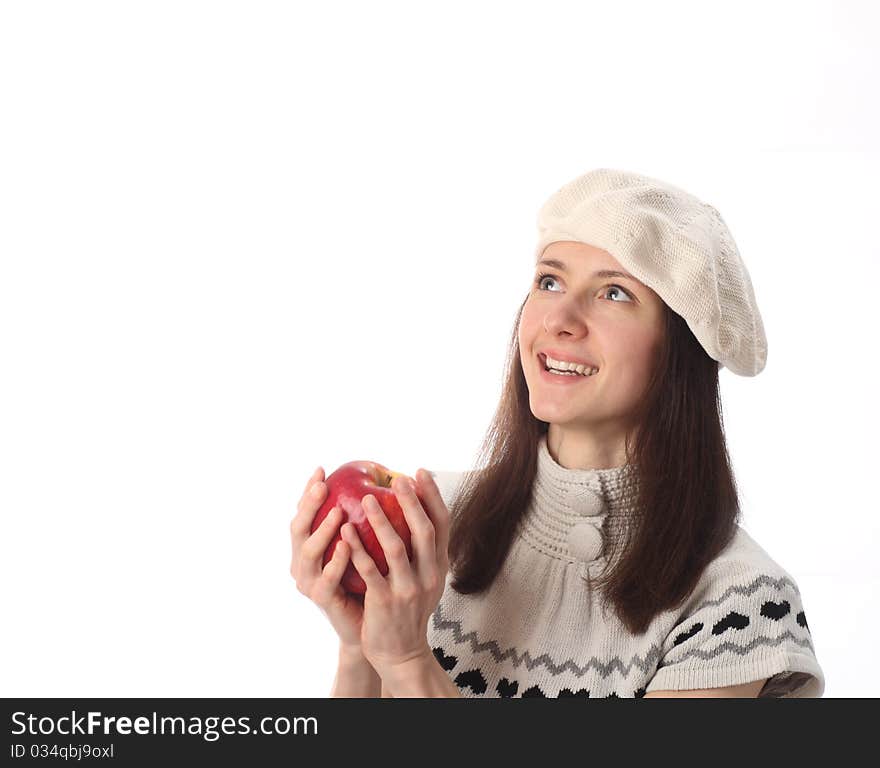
543;354;598;376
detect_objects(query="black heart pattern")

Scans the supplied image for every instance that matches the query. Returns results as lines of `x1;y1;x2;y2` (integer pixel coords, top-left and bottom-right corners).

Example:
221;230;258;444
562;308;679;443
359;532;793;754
713;611;750;635
455;669;488;695
432;646;458;671
760;600;791;621
672;622;703;647
430;586;812;698
457;672;638;699
431;645;663;698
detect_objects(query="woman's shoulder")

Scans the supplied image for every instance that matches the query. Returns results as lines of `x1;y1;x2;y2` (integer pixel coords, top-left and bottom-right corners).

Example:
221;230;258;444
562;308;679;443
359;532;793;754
653;524;825;697
703;525;801;589
680;525;810;618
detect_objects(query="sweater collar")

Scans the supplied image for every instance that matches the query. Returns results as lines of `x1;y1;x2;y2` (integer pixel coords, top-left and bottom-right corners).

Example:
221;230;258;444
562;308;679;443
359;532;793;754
518;434;642;574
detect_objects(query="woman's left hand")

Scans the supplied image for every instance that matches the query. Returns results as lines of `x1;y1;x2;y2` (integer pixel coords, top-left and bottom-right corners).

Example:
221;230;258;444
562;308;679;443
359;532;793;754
339;468;450;678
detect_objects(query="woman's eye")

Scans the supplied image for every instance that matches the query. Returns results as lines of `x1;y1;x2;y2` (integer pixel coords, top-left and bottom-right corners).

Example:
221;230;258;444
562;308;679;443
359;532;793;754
535;272;558;291
604;285;633;302
533;272;632;302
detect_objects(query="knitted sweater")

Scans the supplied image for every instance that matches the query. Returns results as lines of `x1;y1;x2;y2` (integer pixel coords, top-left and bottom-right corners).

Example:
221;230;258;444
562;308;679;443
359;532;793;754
426;434;825;698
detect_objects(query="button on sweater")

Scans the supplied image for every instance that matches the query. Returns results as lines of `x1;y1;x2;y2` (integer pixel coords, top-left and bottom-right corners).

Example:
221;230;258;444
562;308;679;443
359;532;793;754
426;434;825;698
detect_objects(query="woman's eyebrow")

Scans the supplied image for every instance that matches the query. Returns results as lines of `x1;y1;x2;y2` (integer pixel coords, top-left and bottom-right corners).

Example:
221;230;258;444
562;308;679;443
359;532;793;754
537;259;639;283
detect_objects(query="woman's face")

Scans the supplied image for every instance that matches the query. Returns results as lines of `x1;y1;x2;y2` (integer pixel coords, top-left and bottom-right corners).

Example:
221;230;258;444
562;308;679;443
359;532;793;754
518;240;666;463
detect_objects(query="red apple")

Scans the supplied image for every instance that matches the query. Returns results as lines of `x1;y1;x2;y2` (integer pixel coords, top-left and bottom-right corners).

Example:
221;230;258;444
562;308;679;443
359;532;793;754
310;460;424;596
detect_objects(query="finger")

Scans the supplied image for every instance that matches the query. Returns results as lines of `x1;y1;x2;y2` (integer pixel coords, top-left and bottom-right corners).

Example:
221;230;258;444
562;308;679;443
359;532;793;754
294;464;325;525
290;483;324;577
312;538;350;605
414;468;451;565
340;520;390;597
297;470;326;516
300;465;325;497
300;506;344;579
291;479;327;541
362;492;418;591
302;504;342;557
392;476;438;585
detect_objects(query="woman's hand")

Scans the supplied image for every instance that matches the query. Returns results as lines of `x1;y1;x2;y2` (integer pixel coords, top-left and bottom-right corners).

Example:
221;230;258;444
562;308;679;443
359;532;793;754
289;466;366;651
340;468;450;679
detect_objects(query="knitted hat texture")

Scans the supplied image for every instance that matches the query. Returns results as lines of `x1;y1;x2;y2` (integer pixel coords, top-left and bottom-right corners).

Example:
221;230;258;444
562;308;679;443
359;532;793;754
535;168;767;376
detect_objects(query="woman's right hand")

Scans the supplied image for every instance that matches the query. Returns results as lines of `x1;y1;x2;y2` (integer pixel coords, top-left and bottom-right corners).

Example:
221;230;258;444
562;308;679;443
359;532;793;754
289;466;365;650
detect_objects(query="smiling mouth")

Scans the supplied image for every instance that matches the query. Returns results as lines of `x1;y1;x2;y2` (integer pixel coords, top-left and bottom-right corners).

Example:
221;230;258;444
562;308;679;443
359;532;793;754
537;352;599;377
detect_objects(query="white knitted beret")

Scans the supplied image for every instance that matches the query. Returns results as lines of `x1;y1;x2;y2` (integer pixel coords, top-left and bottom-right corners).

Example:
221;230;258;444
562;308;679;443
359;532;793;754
534;168;767;376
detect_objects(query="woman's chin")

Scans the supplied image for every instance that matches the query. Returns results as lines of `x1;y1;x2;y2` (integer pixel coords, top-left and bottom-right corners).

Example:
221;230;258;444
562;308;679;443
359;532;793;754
531;401;595;422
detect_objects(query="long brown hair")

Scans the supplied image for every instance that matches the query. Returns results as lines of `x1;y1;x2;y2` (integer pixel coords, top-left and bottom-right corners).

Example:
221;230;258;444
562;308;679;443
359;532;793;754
446;295;742;635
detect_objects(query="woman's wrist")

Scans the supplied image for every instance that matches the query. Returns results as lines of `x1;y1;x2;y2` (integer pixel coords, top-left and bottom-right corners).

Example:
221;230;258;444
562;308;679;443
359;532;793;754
338;643;368;662
381;647;463;698
330;643;381;698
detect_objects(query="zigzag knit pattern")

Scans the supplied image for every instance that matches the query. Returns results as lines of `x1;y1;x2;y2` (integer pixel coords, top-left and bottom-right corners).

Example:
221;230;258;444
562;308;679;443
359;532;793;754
427;436;825;698
428;568;818;698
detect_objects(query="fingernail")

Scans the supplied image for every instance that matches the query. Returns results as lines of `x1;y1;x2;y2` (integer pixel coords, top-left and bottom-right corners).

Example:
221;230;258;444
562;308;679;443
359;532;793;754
311;483;323;497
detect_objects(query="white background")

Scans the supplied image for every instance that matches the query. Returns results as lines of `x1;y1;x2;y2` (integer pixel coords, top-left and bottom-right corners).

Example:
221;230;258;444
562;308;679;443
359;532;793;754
1;0;877;697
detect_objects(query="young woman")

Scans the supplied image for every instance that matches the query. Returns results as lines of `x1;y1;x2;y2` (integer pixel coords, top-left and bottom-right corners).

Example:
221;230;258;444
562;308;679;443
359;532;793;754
290;168;825;698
